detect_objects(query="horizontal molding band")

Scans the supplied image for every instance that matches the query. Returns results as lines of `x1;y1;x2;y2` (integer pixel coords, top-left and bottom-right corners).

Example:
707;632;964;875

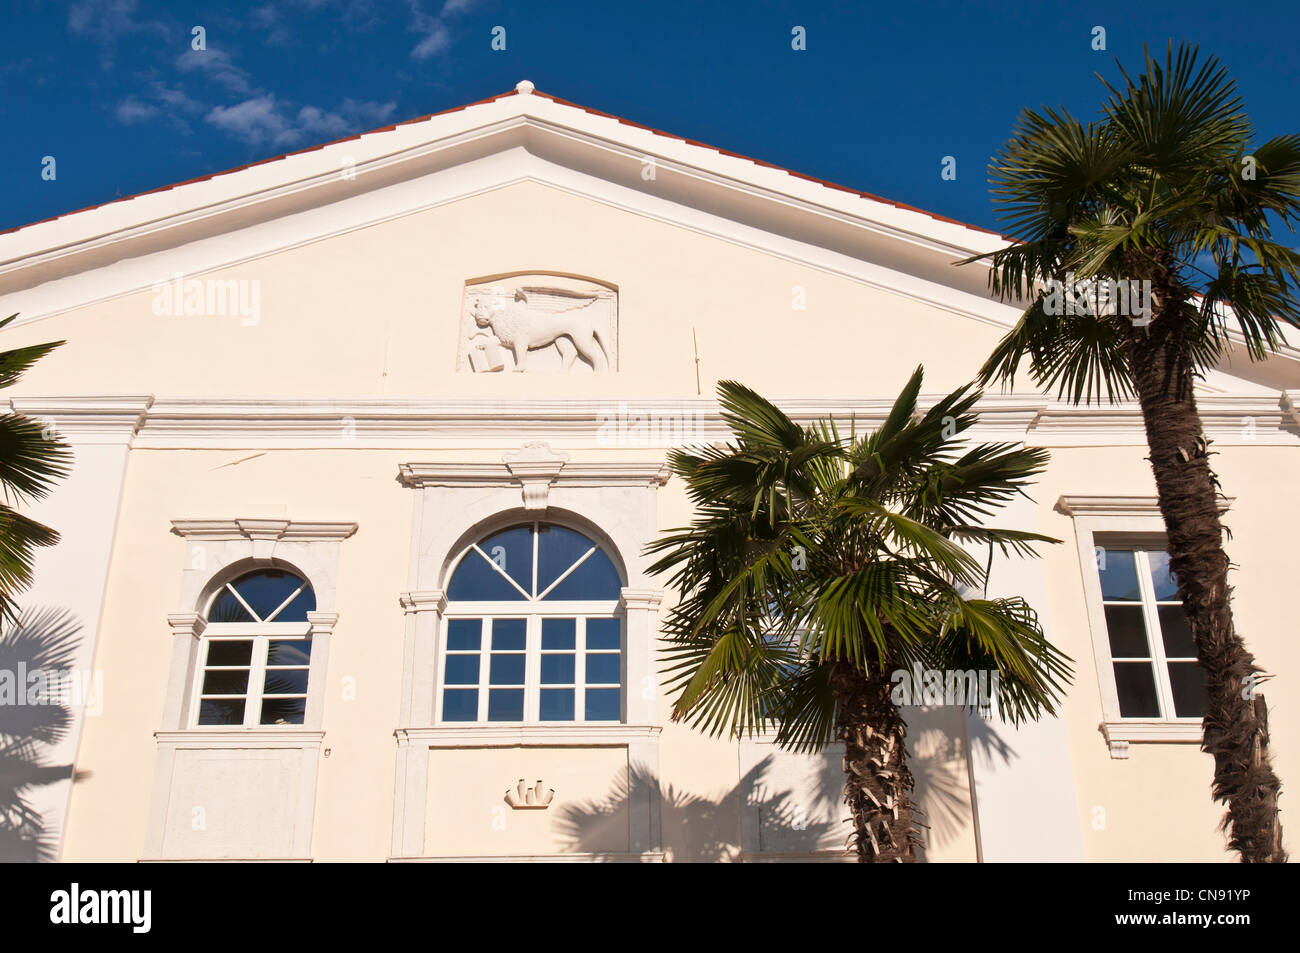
7;394;1297;447
396;725;662;747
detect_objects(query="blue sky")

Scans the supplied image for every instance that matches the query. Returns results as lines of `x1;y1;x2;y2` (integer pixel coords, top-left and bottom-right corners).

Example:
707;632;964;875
4;0;1299;236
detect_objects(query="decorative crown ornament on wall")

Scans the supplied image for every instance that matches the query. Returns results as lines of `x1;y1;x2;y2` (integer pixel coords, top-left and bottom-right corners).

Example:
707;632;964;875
505;779;555;810
458;274;618;373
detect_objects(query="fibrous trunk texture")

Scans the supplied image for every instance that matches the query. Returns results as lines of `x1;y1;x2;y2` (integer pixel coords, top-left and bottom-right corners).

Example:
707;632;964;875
1124;255;1286;862
830;659;920;862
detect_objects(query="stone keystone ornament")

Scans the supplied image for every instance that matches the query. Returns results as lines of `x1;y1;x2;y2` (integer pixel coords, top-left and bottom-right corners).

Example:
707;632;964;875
459;275;618;373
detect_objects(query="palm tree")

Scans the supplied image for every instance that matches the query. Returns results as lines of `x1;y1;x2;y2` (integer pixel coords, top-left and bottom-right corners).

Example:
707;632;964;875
646;367;1071;861
0;314;69;624
966;43;1297;862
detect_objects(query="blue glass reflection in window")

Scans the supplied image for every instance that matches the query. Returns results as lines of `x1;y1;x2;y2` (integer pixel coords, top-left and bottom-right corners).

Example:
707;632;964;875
488;688;524;721
490;653;525;685
492;618;526;651
442;688;478;721
446;619;482;651
585;688;620;721
1098;550;1140;601
1148;551;1180;601
586;618;620;649
586;653;621;684
447;549;527;601
208;589;256;623
478;525;534;595
444;655;479;685
541;654;575;684
536;525;598;592
542;617;576;649
540;689;575;721
544;548;621;601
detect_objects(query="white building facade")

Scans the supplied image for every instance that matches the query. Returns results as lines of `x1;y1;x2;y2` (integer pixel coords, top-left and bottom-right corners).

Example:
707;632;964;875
2;84;1296;862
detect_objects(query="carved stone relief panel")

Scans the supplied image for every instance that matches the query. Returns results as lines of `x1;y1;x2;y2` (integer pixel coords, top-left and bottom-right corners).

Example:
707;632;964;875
458;275;617;373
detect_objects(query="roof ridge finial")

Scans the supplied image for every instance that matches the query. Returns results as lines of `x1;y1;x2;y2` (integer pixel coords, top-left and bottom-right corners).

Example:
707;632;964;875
515;79;535;95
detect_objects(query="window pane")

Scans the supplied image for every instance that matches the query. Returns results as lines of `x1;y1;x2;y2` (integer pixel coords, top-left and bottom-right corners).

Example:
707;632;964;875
198;698;245;725
491;618;526;651
206;640;253;666
1157;605;1196;658
536;524;598;592
1098;549;1141;601
447;549;527;601
477;525;534;596
585;688;621;721
201;669;249;695
1147;551;1180;601
487;688;524;721
442;689;478;721
541;654;575;684
444;654;480;685
540;688;575;721
1167;662;1208;718
586;618;620;650
1113;662;1160;718
207;589;256;623
259;697;306;725
267;637;312;666
446;619;481;651
263;669;310;695
542;617;576;650
545;548;621;601
489;653;525;685
271;586;317;622
585;653;621;684
1103;605;1149;658
231;570;310;621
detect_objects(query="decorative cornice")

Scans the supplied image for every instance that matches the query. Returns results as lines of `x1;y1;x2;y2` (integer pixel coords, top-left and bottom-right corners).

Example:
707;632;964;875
1056;495;1235;518
400;443;671;492
305;611;339;633
2;393;1293;450
170;519;358;541
5;395;153;444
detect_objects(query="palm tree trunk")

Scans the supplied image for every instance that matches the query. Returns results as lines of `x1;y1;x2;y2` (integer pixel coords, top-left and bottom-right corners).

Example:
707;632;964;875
1124;263;1286;862
830;659;920;862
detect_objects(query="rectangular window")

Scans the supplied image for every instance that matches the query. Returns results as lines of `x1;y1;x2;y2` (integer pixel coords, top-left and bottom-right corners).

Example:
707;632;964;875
439;614;623;724
195;633;313;726
1096;546;1206;720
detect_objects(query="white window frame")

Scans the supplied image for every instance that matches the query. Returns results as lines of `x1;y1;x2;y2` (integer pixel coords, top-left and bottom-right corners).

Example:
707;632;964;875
436;521;625;726
190;572;315;729
1095;544;1202;723
1059;496;1229;758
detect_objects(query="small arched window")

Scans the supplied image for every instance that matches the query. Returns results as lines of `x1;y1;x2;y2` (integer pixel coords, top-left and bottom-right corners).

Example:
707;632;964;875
194;569;317;727
441;522;623;724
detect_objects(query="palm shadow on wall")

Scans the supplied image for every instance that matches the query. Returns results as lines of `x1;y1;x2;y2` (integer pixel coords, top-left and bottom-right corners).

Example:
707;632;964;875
0;607;84;862
553;716;1015;862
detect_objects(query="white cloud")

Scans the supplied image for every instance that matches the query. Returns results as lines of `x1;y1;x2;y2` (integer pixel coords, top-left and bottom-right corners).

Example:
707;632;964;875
176;47;253;94
114;96;159;124
407;0;478;61
206;95;398;148
68;0;167;68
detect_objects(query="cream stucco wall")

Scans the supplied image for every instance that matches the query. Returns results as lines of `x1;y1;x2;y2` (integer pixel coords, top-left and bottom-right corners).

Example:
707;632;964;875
7;176;1292;862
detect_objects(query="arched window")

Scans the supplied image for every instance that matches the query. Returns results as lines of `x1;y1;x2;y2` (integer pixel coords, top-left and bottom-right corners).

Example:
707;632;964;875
441;522;623;724
193;568;317;727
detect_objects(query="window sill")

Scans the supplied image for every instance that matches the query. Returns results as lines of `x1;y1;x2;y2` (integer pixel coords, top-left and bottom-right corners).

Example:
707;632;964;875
397;725;660;747
1100;720;1201;759
155;728;324;747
